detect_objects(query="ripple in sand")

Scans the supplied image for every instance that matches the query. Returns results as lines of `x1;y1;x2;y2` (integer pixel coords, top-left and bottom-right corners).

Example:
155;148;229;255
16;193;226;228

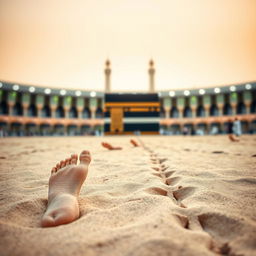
223;177;256;185
0;198;47;228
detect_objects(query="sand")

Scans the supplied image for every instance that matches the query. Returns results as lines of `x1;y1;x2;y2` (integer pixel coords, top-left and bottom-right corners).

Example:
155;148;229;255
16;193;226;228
0;135;256;256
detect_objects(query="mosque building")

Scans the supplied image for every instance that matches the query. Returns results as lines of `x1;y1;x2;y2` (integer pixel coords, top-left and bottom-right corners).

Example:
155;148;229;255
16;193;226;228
0;60;255;136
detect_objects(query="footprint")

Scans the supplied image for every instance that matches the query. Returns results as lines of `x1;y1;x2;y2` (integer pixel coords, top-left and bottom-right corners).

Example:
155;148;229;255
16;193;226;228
212;151;225;154
152;173;162;178
159;158;167;164
161;166;169;172
173;187;195;202
174;214;189;229
164;171;175;178
152;167;160;171
145;187;168;196
165;177;181;186
198;212;242;241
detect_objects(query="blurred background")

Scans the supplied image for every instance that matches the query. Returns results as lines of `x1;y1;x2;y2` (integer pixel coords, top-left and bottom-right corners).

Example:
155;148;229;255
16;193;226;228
0;0;255;136
0;0;256;91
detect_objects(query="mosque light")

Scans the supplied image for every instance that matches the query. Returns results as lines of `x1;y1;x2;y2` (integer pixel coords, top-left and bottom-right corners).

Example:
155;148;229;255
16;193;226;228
199;89;205;95
90;91;96;97
60;89;66;95
229;86;236;92
13;84;20;91
245;84;252;90
169;91;175;97
44;88;51;94
75;90;82;96
214;88;220;93
29;86;35;93
184;90;190;96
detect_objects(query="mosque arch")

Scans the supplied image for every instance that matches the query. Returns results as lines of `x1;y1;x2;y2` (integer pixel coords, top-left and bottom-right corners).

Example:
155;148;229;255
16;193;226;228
160;107;165;118
250;100;256;113
25;123;37;136
95;107;103;118
223;103;232;115
56;106;64;118
10;122;23;136
241;121;249;134
236;102;246;115
183;106;192;118
42;105;51;117
0;122;8;136
81;125;91;135
13;102;23;116
28;104;37;117
196;105;205;117
159;124;168;135
67;124;78;135
209;122;221;134
40;123;51;135
209;104;219;116
0;101;8;115
54;124;65;135
196;123;207;135
69;106;78;118
171;106;179;118
170;124;181;135
250;119;256;134
94;125;103;135
82;107;91;119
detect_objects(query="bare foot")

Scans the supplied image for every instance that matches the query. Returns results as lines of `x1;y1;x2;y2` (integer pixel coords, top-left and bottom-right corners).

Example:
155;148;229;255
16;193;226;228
101;142;122;150
130;139;139;147
228;134;239;142
41;150;91;227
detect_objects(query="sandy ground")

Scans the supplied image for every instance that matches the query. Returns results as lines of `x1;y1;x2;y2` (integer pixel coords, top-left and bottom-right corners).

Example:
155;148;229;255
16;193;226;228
0;135;256;256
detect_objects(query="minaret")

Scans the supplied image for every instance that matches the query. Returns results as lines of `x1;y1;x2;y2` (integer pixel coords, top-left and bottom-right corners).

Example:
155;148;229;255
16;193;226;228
105;59;111;93
148;59;155;93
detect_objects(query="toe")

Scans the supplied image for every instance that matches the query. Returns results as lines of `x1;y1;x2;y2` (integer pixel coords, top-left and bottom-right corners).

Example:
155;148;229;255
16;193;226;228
70;154;78;165
60;160;65;168
51;167;57;174
56;163;60;171
79;150;91;165
66;157;72;165
65;158;70;166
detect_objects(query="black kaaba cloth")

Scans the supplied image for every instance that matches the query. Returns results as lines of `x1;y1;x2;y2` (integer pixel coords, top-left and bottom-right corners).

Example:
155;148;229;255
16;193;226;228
104;93;160;135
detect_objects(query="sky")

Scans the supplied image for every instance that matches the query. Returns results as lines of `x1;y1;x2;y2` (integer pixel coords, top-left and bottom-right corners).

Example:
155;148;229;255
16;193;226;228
0;0;255;92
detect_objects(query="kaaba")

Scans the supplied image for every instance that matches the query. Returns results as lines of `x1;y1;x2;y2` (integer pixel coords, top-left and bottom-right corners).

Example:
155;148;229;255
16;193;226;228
104;93;160;135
